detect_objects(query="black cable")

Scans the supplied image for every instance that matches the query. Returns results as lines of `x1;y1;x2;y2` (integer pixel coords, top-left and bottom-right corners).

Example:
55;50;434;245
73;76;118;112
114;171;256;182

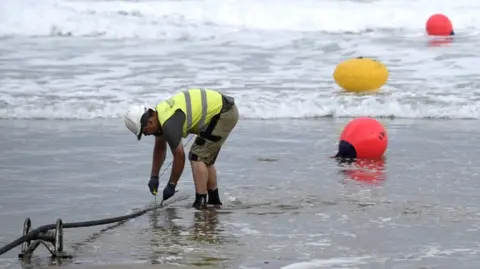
0;135;196;257
0;193;189;256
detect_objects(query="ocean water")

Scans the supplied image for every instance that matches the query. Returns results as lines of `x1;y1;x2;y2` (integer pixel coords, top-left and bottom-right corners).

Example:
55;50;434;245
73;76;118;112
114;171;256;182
2;0;480;119
1;0;480;268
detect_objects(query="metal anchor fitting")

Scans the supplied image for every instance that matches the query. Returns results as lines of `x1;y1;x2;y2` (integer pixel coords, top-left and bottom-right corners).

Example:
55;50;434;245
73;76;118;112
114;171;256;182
18;218;72;259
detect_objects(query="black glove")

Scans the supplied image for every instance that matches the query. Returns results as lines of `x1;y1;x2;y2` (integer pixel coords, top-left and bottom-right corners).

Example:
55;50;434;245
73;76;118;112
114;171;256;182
163;182;176;201
148;176;159;195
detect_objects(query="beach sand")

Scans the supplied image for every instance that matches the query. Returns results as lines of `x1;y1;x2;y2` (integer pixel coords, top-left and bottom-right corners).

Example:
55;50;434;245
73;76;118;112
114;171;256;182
45;264;221;269
2;118;480;269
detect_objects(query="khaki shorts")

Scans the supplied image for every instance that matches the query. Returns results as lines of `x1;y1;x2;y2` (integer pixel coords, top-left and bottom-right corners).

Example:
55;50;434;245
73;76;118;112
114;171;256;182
189;104;239;166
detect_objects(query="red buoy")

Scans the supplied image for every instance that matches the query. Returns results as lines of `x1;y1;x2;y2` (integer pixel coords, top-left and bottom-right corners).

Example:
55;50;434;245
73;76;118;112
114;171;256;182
426;14;454;36
336;117;388;159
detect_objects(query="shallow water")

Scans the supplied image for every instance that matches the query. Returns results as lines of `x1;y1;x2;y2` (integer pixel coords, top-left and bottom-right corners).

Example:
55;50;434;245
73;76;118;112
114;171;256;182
1;118;480;269
2;0;480;268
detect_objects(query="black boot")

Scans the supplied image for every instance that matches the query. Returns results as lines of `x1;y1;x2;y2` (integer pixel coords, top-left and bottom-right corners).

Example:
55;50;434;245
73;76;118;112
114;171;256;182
192;193;207;210
207;188;223;207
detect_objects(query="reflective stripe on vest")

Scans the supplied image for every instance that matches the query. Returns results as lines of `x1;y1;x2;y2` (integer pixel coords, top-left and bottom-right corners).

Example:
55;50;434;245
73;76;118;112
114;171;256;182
182;88;208;132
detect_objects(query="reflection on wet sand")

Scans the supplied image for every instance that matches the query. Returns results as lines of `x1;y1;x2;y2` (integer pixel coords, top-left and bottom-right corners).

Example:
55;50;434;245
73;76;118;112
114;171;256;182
147;207;187;264
190;209;224;244
428;36;454;47
147;207;237;267
336;158;387;184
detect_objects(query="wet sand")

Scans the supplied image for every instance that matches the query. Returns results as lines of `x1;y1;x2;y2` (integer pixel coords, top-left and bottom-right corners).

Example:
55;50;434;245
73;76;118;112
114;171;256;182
45;265;221;269
2;118;480;269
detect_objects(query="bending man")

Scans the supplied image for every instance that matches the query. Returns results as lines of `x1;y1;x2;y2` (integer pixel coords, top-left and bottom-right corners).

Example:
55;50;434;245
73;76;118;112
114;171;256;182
124;88;239;209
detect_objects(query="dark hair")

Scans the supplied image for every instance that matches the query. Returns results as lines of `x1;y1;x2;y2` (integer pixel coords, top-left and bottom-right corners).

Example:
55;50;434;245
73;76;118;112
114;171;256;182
139;109;153;129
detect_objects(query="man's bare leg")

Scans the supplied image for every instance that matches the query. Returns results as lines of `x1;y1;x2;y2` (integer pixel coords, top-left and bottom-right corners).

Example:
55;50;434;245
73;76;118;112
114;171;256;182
207;165;218;190
191;160;208;209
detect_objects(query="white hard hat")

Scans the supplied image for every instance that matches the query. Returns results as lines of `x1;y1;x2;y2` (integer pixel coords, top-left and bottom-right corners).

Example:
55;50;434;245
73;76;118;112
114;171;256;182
124;104;151;140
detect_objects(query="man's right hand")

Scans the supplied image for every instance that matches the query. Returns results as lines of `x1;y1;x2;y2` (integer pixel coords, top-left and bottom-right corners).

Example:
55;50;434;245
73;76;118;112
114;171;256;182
148;176;159;195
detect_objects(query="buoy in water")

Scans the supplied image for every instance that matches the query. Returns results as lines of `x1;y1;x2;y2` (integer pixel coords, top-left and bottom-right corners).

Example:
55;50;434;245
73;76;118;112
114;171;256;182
333;57;389;93
335;117;388;159
426;14;454;36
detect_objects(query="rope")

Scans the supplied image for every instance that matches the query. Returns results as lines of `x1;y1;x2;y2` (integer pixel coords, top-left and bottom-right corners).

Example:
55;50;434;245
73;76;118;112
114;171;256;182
0;134;196;257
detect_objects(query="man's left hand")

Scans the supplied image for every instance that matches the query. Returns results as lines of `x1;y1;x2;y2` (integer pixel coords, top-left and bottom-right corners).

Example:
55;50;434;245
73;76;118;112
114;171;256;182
163;182;176;201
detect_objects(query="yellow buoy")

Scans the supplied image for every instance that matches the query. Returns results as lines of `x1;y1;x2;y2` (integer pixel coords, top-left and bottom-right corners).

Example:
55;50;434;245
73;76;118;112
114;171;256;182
333;57;389;93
